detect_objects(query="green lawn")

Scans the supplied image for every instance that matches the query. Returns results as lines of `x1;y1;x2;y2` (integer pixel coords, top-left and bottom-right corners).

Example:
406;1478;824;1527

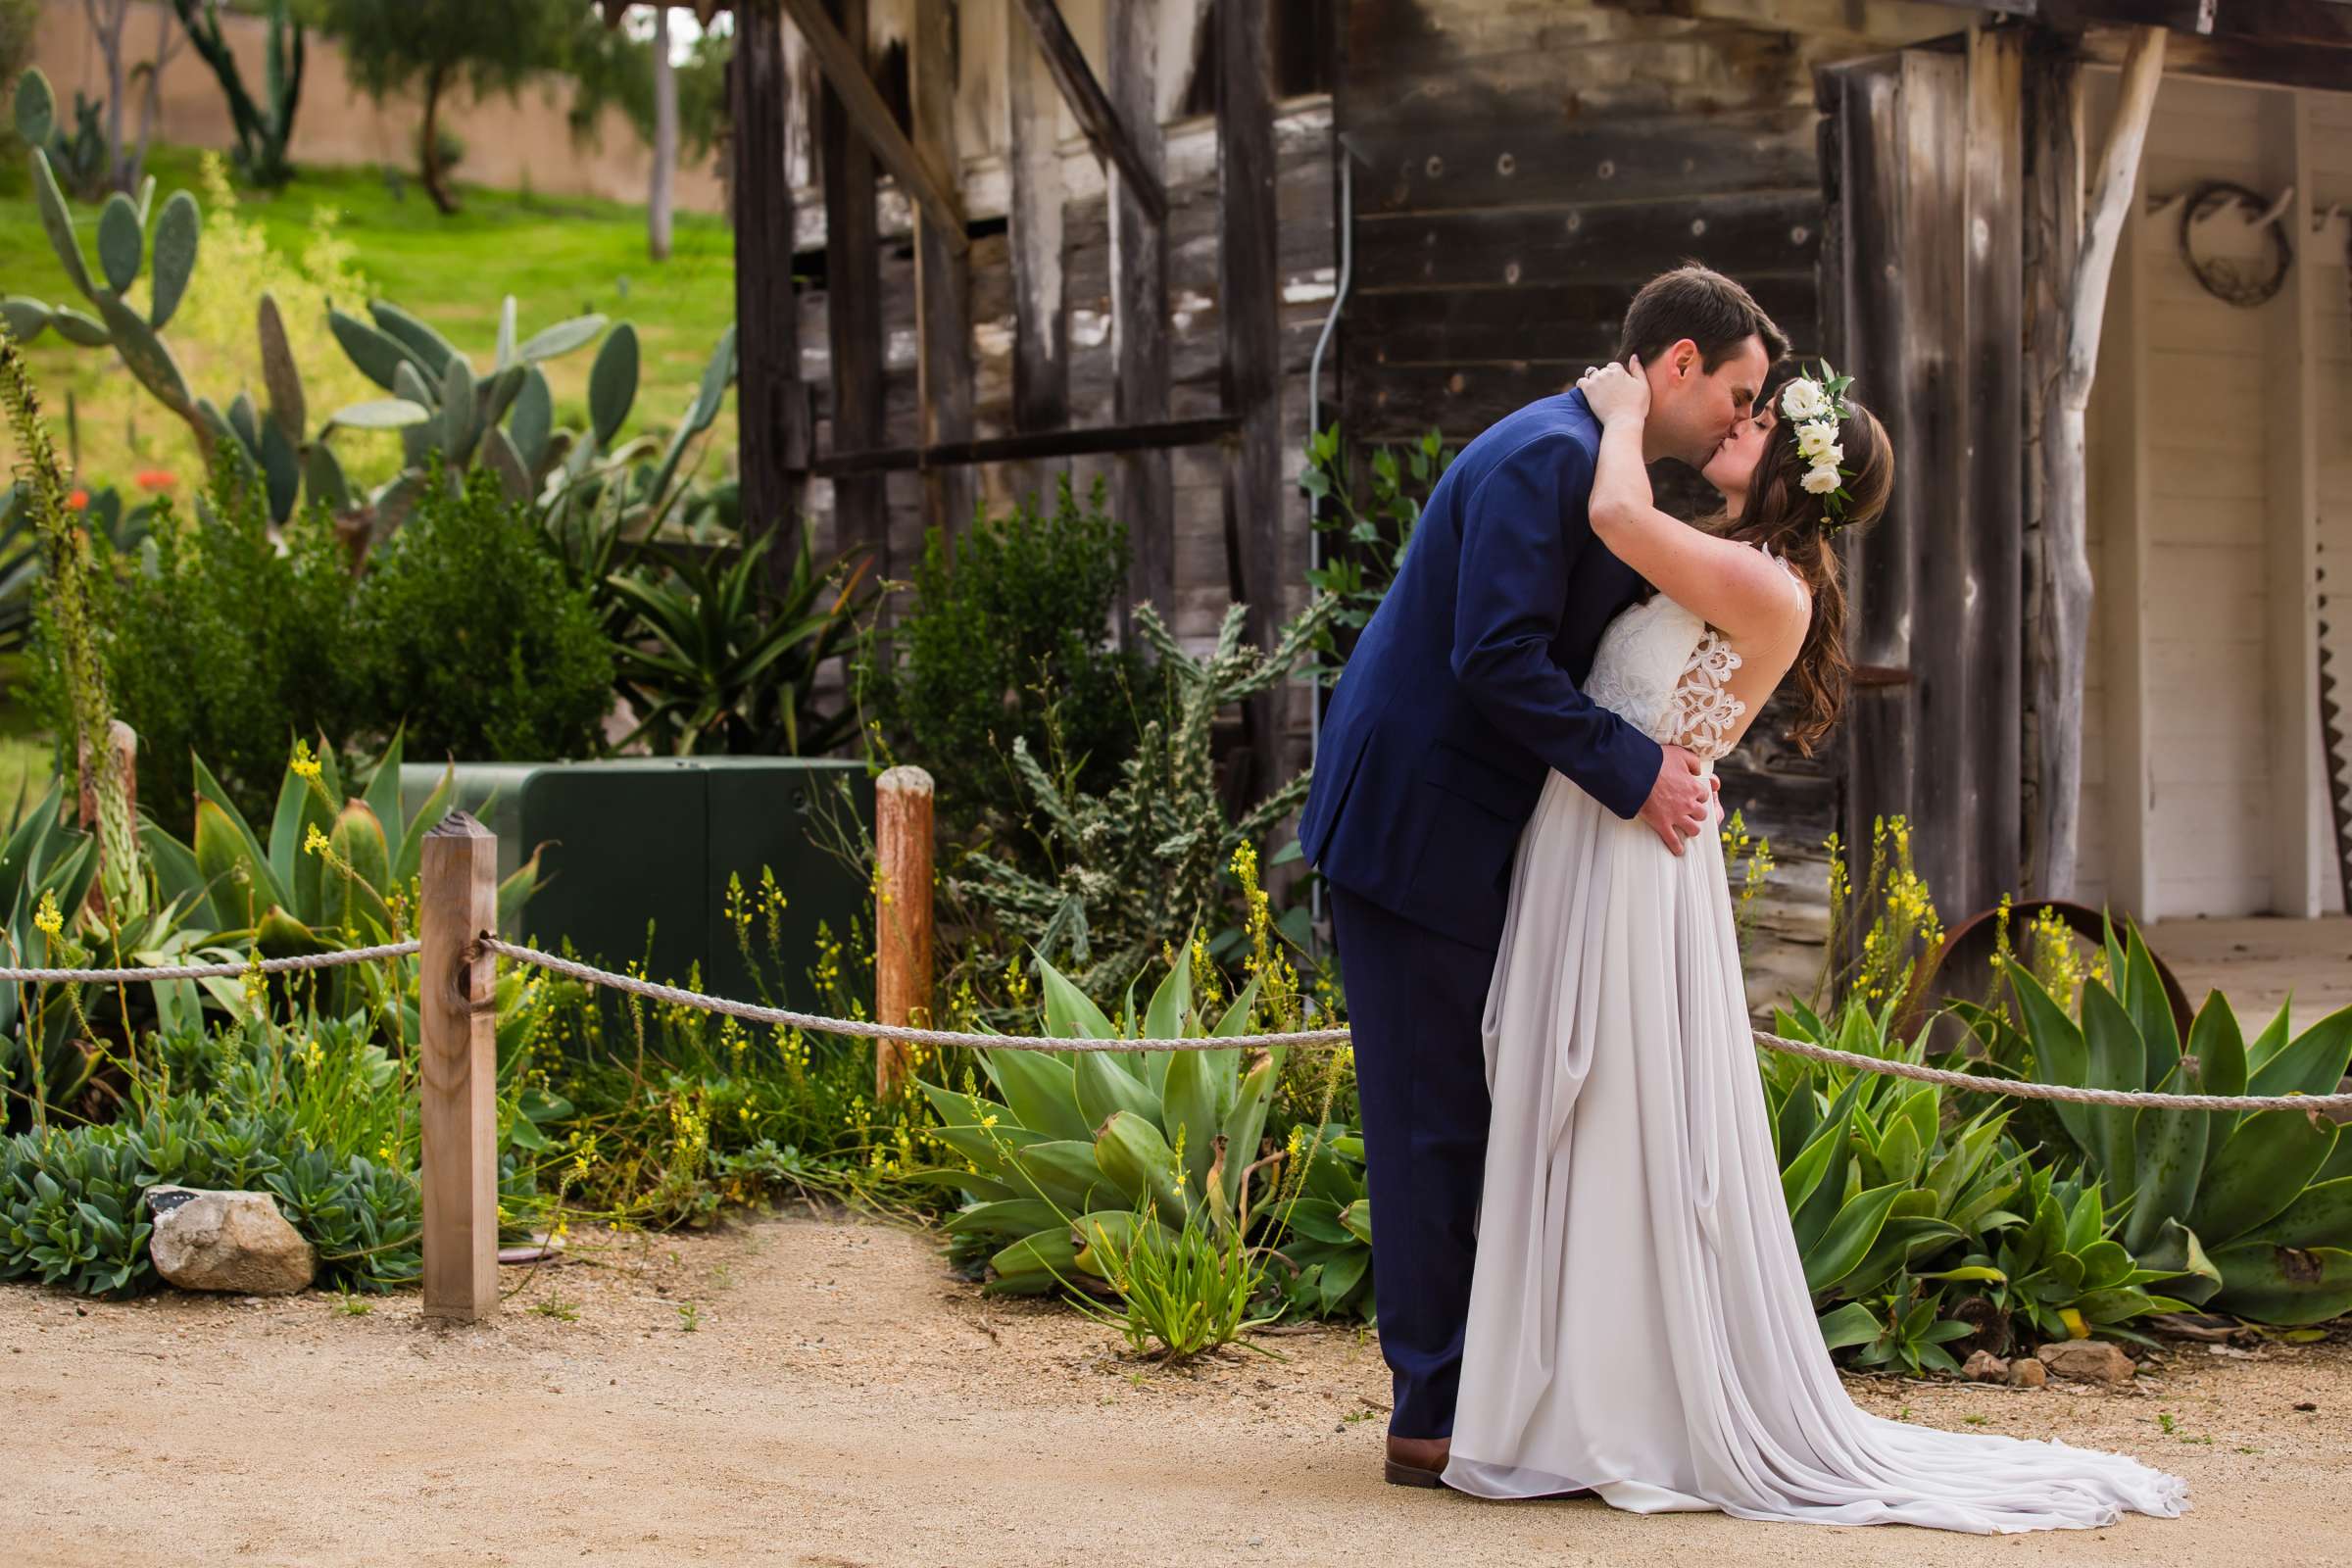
0;145;741;782
0;144;742;497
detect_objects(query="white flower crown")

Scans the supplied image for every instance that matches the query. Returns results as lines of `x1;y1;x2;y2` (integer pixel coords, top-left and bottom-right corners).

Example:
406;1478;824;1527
1779;363;1857;529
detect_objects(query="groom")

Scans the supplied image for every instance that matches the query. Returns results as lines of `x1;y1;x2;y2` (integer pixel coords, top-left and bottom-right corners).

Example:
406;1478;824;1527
1298;266;1788;1486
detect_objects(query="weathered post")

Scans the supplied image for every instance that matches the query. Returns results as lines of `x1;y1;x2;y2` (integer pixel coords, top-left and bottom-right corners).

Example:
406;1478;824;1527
419;811;499;1322
873;766;934;1098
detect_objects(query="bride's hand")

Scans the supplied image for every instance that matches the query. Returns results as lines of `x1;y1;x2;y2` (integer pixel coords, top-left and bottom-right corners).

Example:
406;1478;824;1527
1577;357;1650;427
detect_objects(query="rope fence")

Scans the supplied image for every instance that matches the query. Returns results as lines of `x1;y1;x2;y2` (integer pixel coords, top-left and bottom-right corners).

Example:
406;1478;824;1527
0;941;419;986
11;796;2349;1321
472;938;2352;1114
8;930;2334;1109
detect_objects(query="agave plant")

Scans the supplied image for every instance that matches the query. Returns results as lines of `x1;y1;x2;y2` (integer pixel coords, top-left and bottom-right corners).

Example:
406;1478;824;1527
912;947;1284;1296
1979;1166;2184;1345
0;780;101;1123
143;733;542;1018
0;775;234;1130
1770;1005;2025;1290
609;530;873;757
2005;923;2352;1325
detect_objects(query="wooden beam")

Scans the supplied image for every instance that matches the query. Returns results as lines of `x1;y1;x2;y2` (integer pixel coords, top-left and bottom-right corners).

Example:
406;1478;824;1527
1955;24;2025;915
730;0;808;584
1111;0;1173;632
2091;128;2155;917
1217;0;1286;802
2024;29;2088;900
813;415;1240;477
1010;0;1170;225
1820;54;1920;913
1004;5;1069;437
777;0;968;254
1913;0;2351;42
2076;24;2352;94
2033;22;2164;898
819;0;888;576
911;0;974;539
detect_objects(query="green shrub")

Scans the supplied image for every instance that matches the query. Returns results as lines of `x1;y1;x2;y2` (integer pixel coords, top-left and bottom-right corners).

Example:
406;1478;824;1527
862;475;1156;838
47;479;358;834
353;463;612;765
945;601;1332;1005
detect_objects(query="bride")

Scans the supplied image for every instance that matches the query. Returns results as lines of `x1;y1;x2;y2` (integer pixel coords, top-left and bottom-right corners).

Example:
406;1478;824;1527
1439;359;2189;1532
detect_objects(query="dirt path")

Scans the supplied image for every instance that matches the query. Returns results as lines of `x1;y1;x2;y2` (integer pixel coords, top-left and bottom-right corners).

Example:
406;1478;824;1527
4;1209;2346;1567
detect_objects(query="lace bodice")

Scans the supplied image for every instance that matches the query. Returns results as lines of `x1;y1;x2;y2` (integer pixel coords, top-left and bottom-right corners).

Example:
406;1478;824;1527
1584;552;1803;766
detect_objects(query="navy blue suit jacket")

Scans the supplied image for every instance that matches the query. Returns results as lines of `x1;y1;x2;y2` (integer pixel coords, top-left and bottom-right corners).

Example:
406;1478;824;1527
1299;390;1663;952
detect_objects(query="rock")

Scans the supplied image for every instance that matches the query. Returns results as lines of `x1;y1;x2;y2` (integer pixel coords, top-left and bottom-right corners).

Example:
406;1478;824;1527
2008;1356;2048;1389
143;1187;315;1296
2036;1340;2136;1385
1962;1349;2010;1383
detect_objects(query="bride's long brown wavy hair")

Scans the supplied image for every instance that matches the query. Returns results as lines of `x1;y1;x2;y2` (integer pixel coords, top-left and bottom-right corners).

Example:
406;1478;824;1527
1718;397;1894;755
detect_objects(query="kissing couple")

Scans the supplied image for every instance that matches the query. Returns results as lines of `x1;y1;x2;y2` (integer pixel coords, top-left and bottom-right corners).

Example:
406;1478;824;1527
1298;265;2188;1533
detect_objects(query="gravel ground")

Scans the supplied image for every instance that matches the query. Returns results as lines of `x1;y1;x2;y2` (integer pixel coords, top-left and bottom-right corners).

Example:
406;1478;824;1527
4;1208;2346;1567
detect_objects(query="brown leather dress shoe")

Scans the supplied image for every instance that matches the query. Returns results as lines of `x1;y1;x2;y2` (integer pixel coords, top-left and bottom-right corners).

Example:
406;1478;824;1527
1384;1433;1451;1488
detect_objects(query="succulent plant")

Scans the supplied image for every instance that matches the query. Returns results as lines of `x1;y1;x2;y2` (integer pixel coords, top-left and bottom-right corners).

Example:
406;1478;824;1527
911;946;1285;1297
2005;925;2352;1325
10;66;110;201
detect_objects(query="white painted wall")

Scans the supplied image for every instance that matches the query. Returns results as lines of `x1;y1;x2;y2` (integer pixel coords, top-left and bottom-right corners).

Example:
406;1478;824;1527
2082;73;2352;920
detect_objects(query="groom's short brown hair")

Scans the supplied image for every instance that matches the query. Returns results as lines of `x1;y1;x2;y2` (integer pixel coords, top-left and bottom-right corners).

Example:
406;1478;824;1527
1615;265;1788;371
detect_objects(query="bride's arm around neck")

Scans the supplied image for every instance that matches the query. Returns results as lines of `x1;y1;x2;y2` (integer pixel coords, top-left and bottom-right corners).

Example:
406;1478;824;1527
1586;414;1806;654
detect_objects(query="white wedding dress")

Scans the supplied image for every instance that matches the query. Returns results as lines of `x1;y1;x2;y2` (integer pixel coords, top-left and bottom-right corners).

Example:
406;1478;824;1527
1441;563;2189;1532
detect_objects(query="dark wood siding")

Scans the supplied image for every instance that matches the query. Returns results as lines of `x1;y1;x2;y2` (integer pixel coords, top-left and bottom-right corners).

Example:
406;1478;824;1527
1332;0;1917;860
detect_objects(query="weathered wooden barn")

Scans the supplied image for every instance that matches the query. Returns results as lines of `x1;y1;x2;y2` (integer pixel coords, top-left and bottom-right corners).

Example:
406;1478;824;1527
680;0;2352;967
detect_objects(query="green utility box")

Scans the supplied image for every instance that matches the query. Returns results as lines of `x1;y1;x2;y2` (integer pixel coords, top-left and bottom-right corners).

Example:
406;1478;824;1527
399;758;872;1005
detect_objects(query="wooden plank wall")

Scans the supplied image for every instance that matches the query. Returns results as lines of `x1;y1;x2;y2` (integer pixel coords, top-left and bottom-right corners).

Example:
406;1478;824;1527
1333;0;1962;863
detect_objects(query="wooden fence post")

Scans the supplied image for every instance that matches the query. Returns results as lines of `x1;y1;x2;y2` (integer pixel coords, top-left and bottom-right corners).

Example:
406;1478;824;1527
873;766;934;1098
419;811;499;1322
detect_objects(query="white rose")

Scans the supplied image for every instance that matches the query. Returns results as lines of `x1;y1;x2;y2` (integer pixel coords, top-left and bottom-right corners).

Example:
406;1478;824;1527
1796;423;1841;464
1781;378;1829;420
1801;463;1840;496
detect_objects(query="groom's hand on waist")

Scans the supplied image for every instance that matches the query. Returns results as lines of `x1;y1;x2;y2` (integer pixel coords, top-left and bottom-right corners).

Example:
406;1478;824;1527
1639;745;1713;856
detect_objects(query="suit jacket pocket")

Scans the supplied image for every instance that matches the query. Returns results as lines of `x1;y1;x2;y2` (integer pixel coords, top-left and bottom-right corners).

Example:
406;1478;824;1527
1418;743;1539;823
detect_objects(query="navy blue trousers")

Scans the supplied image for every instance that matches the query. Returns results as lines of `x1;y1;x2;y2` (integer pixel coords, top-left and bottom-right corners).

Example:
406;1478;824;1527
1328;883;1497;1441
